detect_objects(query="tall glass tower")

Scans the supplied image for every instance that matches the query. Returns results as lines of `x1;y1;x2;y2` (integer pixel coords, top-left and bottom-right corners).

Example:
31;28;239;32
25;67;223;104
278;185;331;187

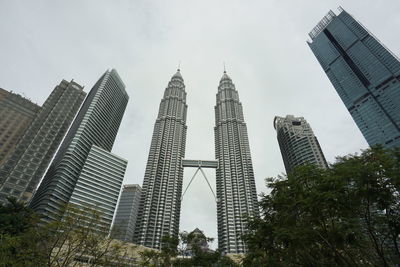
30;69;128;230
133;70;187;249
112;184;142;242
308;7;400;148
274;115;328;173
0;80;86;204
214;71;258;254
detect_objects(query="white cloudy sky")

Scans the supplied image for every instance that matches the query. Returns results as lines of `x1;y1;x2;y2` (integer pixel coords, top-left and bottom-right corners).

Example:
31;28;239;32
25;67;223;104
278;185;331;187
1;0;399;248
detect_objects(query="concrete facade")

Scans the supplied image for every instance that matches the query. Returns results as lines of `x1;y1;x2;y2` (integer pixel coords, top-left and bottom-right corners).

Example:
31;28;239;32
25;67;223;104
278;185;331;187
274;115;328;173
0;81;86;203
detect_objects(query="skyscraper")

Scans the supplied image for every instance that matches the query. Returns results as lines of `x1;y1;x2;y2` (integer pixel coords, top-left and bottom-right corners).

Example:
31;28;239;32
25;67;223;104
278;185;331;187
214;71;258;254
112;184;142;242
0;80;86;204
133;69;187;249
274;115;328;173
30;69;128;231
0;88;40;165
308;7;400;148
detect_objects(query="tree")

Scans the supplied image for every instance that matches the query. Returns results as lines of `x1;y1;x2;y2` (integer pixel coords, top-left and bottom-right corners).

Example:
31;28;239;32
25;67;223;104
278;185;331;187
174;229;238;267
0;197;45;266
0;201;130;267
243;146;400;266
138;234;179;267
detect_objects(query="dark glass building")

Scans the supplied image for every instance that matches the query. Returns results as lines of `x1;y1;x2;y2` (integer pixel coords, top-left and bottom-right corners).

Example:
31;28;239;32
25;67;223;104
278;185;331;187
30;69;128;231
112;184;142;242
308;7;400;148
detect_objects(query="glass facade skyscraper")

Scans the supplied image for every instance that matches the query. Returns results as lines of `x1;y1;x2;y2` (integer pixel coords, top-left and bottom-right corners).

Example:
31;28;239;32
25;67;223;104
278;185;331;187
214;71;258;254
274;115;328;173
0;80;86;204
308;7;400;148
133;70;187;249
112;184;142;242
30;69;128;230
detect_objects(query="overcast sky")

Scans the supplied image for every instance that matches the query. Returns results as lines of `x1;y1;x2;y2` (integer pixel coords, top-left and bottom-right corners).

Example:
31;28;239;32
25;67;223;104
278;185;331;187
1;0;399;248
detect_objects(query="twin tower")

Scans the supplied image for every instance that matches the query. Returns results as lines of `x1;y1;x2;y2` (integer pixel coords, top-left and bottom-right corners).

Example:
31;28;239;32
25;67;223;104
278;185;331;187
133;69;259;254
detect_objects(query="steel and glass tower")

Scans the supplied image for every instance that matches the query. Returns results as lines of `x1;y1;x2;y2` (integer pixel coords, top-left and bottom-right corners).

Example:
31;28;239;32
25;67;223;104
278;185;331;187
214;71;258;254
30;69;128;231
0;80;86;204
112;184;142;242
274;115;328;173
133;69;187;249
308;7;400;148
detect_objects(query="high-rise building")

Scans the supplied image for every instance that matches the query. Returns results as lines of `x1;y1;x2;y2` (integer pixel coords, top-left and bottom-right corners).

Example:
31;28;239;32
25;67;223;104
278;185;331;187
0;80;86;204
0;88;40;165
30;69;128;231
308;7;400;148
112;184;142;242
133;69;187;249
274;115;328;173
214;71;258;254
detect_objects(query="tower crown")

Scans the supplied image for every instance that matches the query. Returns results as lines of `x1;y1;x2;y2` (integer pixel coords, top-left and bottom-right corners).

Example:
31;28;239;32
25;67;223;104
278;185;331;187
172;69;183;80
220;71;232;82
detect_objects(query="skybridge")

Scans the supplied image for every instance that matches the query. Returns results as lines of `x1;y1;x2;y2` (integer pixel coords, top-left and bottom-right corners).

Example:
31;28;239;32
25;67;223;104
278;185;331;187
181;159;218;203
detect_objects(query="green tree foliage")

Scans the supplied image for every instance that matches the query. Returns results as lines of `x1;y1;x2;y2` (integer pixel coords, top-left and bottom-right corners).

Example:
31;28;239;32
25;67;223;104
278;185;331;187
0;197;44;266
0;202;129;267
243;146;400;266
139;230;239;267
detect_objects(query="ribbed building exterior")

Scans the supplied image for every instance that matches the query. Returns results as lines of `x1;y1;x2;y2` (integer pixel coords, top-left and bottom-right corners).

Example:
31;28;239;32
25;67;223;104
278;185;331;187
0;81;86;204
274;115;328;173
308;7;400;148
0;88;40;165
214;71;258;254
133;70;187;249
112;184;142;242
30;69;128;231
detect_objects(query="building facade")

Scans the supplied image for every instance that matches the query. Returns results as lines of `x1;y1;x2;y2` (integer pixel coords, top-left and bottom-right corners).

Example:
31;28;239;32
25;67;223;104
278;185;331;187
112;184;142;242
274;115;328;173
308;7;400;148
0;80;86;204
214;71;258;254
0;88;40;165
30;69;128;231
133;70;187;249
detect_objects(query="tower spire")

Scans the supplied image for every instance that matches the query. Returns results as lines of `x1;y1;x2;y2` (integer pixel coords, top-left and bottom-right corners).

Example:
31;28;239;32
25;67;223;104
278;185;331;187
223;61;226;73
178;60;181;72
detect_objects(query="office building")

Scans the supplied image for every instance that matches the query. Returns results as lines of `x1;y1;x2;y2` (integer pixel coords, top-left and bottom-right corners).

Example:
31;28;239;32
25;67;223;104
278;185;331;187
0;88;40;165
0;81;86;204
112;184;142;242
133;69;187;249
30;69;128;231
308;7;400;148
214;71;258;254
274;115;328;173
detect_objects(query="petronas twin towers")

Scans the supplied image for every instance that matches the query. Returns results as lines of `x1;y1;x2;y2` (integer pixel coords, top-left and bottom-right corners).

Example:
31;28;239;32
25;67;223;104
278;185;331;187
134;69;258;254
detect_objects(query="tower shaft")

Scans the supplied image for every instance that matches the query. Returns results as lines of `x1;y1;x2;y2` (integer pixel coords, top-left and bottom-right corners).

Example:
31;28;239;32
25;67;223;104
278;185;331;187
214;72;258;254
134;70;187;249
